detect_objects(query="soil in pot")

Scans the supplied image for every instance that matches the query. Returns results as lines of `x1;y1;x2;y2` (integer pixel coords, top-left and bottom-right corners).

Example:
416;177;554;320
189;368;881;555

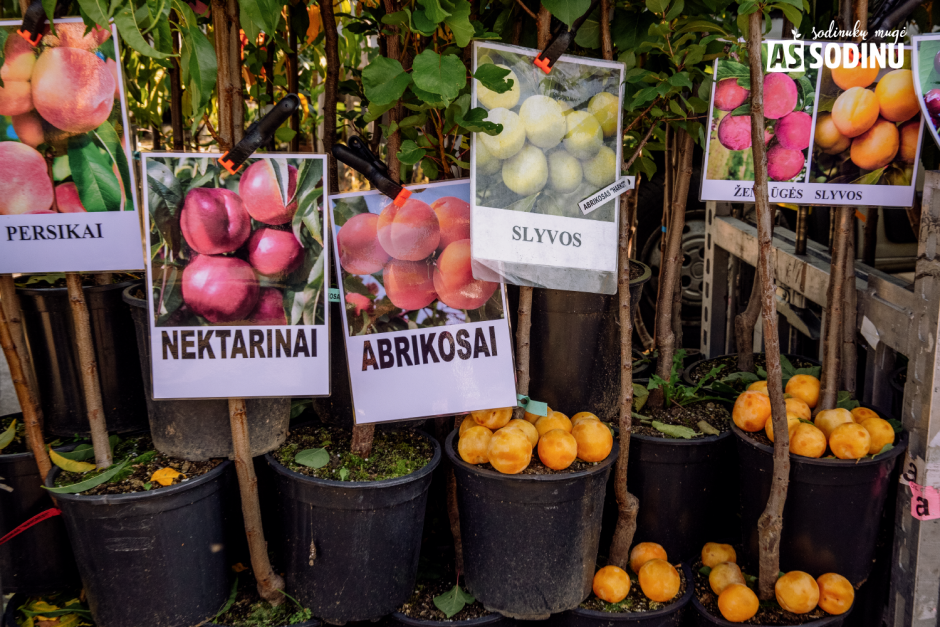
3;589;93;627
632;402;731;438
579;562;689;614
209;570;317;627
396;554;491;622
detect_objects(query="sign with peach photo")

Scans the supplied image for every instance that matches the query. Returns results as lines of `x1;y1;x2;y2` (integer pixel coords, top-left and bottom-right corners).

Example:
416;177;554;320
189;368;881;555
701;41;922;207
142;153;330;399
329;179;516;424
911;35;940;152
0;18;143;274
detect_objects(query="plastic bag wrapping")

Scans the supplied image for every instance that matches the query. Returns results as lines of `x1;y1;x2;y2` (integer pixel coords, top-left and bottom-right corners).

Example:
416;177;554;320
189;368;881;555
469;41;626;295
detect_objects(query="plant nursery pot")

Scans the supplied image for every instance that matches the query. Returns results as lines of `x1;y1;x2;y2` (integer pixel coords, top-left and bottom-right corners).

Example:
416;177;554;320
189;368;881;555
47;461;235;627
446;430;619;620
123;284;290;460
0;421;80;594
689;596;851;627
17;280;148;437
1;594;24;627
264;432;441;624
207;620;320;627
529;260;652;422
734;423;907;585
682;353;822;386
551;563;694;627
386;611;512;627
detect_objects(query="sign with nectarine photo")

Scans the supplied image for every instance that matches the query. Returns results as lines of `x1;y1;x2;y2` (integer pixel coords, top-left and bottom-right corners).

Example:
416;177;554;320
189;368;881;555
911;35;940;153
701;41;922;207
0;18;143;274
330;179;516;424
142;153;330;399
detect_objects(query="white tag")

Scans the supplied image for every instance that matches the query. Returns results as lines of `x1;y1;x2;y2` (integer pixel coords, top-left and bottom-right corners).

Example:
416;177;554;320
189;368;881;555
579;176;635;215
860;315;880;349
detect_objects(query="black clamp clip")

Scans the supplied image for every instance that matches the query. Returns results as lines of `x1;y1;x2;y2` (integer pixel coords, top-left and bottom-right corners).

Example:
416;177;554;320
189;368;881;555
332;136;411;207
533;0;601;74
218;94;300;175
18;0;49;46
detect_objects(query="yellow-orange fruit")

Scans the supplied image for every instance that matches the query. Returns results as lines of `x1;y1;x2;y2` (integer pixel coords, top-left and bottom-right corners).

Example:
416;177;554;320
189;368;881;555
815;408;855;439
487;428;531;474
831;87;880;138
472;407;513;430
733;391;772;432
535;411;572;437
748;380;769;394
790;423;828;458
775;571;820;614
899;118;921;164
850;407;880;423
571;411;600;429
860;417;895;455
572;420;614;462
459;414;481;436
785;374;820;408
785;397;812;420
766;412;802;443
829;422;872;460
593;566;631;603
630;542;668;573
537;429;578;470
638;559;681;603
831;49;880;90
815;113;851;155
875;70;919;122
710;562;746;595
503;419;539;448
718;584;759;622
458;426;492;464
702;542;737;568
816;573;855;615
850;118;899;171
525;405;552;424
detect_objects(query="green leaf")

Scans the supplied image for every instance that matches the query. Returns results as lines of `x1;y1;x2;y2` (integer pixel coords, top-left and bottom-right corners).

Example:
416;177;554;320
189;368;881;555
398;140;427;166
836;391;860;410
574;16;599;48
652;421;698;439
44;458;133;494
362;57;413;106
113;5;173;58
418;0;451;23
851;167;886;185
239;0;282;36
75;0;112;29
275;127;297;143
338;468;349;481
295;448;330;469
665;0;684;20
94;121;133;206
541;0;590;26
174;0;217;119
456;107;502;134
873;443;894;458
56;444;95;461
776;3;802;28
412;50;466;102
645;0;668;13
633;383;649;411
443;0;474;47
68;135;122;212
888;419;903;434
698;420;721;436
433;584;475;619
50;448;96;473
0;419;15;451
215;577;240;619
473;63;513;94
699;566;712;576
134;450;158;464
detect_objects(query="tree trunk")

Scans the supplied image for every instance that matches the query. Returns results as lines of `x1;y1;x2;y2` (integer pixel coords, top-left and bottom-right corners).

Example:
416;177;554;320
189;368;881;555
379;0;402;182
842;228;857;395
818;207;852;412
536;5;550;45
599;0;612;62
212;0;244;150
65;274;112;469
350;423;375;457
0;275;37;403
320;0;341;191
512;287;533;421
287;2;300;152
735;270;761;372
170;13;185;151
747;11;790;601
229;398;285;604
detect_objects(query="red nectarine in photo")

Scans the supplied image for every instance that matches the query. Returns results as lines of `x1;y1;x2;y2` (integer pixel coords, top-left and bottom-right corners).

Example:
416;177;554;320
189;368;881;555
247;228;304;277
180;187;251;254
249;288;288;325
182;254;260;323
238;160;298;224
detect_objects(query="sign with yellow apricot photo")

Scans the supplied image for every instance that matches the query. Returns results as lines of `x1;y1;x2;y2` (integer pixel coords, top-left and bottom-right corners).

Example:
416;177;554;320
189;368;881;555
0;18;144;274
701;41;923;207
469;41;625;295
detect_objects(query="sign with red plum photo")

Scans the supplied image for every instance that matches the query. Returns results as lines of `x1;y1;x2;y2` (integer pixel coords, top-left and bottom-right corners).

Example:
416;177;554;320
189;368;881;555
0;18;143;274
142;153;329;399
330;179;516;425
912;35;940;153
701;41;922;207
469;41;625;295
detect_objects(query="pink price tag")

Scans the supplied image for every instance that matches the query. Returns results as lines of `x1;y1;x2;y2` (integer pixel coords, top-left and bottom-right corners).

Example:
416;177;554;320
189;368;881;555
909;481;940;521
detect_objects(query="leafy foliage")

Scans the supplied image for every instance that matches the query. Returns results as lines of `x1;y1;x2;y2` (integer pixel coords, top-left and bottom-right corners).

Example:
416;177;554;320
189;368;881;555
647;349;726;407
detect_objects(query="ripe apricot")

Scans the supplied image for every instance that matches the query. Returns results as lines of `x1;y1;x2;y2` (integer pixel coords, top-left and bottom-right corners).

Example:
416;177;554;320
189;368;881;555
766;413;801;443
775;571;820;614
767;145;806;182
814;113;851;155
875;70;919;123
593;565;631;603
790;423;827;458
785;374;820;408
785;397;812;420
850;118;899;171
431;196;470;252
525;405;552;424
860;417;895;455
383;259;437;310
638;559;681;603
538;429;578;470
815;408;855;439
733;391;771;432
718;584;759;622
487;428;532;474
377;198;441;261
459;414;479;436
471;407;513;430
702;542;737;568
829;423;871;460
504;419;539;448
764;73;799;119
630;542;668;573
816;573;855;615
337;213;390;275
747;380;769;394
571;412;600;429
709;562;746;595
898;118;921;164
851;407;879;423
714;78;749;111
831;53;880;90
535;411;572;437
572;420;613;462
433;240;499;310
458;426;492;464
831;87;880;138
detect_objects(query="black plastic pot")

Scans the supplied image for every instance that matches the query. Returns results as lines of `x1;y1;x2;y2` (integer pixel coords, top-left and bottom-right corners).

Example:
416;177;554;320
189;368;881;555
0;416;80;594
386;612;512;627
735;424;907;585
48;461;235;627
1;593;23;627
207;621;320;627
690;596;851;627
446;430;619;620
123;284;290;460
529;261;652;423
682;353;822;386
264;432;441;624
17;280;147;437
552;563;694;627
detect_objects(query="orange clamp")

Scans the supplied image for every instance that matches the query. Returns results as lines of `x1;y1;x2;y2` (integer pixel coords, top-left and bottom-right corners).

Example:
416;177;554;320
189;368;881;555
393;188;412;207
218;155;242;175
17;29;41;46
533;55;552;74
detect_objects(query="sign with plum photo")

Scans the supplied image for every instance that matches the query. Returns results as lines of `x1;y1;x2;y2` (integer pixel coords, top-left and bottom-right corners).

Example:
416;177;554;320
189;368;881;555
912;35;940;153
469;41;625;295
701;41;922;207
330;179;516;425
142;153;330;399
0;18;143;274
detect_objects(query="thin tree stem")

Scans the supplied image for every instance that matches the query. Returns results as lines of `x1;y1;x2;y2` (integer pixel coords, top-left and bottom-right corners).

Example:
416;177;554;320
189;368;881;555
819;207;851;412
320;0;341;191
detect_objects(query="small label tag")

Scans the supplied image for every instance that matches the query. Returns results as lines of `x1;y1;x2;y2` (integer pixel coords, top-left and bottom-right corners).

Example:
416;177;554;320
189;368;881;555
860;315;880;349
579;176;635;215
909;481;940;521
517;394;549;417
901;452;925;485
328;288;341;303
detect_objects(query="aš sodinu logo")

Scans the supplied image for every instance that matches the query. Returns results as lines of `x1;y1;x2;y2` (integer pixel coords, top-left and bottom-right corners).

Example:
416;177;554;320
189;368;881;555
766;41;906;73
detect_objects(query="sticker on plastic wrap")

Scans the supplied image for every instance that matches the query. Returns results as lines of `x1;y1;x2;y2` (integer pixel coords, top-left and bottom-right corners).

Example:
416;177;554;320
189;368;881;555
909;481;940;521
0;18;144;274
913;35;940;152
329;179;517;425
469;41;626;294
141;153;330;399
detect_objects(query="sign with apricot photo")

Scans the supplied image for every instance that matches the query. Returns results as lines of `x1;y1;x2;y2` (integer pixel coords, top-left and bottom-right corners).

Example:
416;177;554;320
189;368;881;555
0;19;143;274
911;35;940;152
142;153;330;399
701;41;922;207
329;179;516;425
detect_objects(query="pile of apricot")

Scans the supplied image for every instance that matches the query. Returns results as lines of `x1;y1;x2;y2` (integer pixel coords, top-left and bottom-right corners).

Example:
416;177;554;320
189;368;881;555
732;374;896;459
591;542;683;606
457;407;613;473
